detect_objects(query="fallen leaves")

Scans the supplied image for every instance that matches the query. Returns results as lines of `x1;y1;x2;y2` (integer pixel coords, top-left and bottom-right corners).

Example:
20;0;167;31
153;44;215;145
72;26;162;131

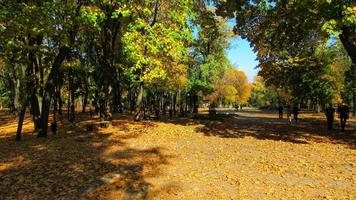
0;111;355;199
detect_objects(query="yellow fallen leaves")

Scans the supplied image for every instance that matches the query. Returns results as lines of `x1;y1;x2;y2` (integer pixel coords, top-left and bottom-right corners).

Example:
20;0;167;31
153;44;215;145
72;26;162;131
0;111;355;200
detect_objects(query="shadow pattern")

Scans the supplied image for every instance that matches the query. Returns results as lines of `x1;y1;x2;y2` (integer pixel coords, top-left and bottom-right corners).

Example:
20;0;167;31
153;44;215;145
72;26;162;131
0;112;170;200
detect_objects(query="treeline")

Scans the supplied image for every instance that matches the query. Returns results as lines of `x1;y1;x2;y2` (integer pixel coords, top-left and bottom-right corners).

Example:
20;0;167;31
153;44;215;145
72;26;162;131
250;41;354;112
0;0;250;140
214;0;356;114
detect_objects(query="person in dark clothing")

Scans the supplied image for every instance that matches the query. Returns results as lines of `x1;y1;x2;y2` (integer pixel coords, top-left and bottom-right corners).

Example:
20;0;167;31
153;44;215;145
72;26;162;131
278;105;283;119
293;105;299;122
325;103;335;130
287;105;292;124
338;102;349;132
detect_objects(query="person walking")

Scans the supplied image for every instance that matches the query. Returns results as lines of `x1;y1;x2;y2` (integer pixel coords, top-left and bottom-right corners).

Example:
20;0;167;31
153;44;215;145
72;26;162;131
325;103;335;130
338;102;349;132
287;105;292;124
293;105;299;123
278;105;283;119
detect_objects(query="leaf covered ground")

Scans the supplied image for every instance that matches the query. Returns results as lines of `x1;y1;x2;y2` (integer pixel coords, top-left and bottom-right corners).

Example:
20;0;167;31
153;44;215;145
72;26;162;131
0;109;355;199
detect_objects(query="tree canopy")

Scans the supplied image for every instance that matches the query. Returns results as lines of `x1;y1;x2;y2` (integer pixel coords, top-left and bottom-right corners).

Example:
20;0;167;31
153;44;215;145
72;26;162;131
0;0;355;140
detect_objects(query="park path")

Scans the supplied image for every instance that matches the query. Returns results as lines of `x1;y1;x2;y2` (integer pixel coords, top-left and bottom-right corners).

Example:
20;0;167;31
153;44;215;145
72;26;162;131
106;110;356;199
0;110;355;199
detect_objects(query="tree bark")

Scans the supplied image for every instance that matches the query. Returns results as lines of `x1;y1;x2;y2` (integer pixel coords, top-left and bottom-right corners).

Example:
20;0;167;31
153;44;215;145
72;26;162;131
16;105;26;141
37;1;82;137
134;83;144;121
353;91;356;118
70;81;75;124
57;85;62;115
193;94;199;114
173;92;177;115
339;26;356;66
30;94;41;131
38;46;69;138
82;92;88;113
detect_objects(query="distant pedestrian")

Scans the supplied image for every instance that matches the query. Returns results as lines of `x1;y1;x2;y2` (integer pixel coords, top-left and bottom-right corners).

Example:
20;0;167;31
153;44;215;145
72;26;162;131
278;105;283;119
325;103;335;130
287;105;292;124
338;102;349;132
293;105;299;122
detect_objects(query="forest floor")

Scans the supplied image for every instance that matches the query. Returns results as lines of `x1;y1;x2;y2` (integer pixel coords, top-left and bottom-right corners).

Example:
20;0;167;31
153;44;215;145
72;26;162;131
0;108;355;200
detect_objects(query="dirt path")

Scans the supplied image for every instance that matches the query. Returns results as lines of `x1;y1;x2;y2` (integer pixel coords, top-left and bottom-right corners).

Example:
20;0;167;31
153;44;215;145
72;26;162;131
0;110;355;199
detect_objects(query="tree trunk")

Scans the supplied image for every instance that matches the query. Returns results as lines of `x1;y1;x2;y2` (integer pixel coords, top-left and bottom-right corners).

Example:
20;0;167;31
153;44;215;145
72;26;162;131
30;94;41;131
28;50;41;130
38;46;69;138
315;99;321;113
99;84;112;121
16;105;26;141
70;85;75;124
82;92;88;113
53;88;57;123
339;26;356;66
37;1;82;137
134;83;144;121
193;94;199;114
112;69;123;113
57;85;62;115
68;68;75;124
353;91;356;118
178;88;185;116
67;96;70;120
163;94;167;115
173;92;177;116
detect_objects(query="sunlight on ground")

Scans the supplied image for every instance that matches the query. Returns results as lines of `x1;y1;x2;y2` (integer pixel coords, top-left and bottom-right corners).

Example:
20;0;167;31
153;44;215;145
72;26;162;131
0;110;355;199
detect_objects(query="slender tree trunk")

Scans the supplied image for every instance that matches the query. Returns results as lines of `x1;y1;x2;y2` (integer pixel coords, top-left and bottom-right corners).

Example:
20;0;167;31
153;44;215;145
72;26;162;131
112;69;122;113
193;94;199;114
67;96;70;120
82;92;88;113
53;88;57;123
57;85;62;115
315;99;320;113
178;88;184;116
154;94;160;118
30;94;41;131
163;94;167;115
353;92;356;118
16;105;26;141
135;83;144;121
70;90;75;124
128;86;135;113
28;50;41;131
68;68;75;124
173;92;177;116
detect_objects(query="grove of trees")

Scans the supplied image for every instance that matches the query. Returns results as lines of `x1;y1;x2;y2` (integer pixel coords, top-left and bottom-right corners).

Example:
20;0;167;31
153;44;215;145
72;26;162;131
0;0;251;140
215;0;355;113
0;0;355;140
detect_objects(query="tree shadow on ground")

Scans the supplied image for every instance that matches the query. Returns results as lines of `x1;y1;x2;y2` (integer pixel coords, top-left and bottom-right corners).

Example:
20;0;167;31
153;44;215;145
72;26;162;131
159;111;356;149
0;112;172;200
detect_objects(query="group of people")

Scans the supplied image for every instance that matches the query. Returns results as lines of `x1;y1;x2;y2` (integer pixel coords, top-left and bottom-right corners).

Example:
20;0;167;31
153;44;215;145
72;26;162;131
278;102;350;132
325;102;350;132
278;105;299;124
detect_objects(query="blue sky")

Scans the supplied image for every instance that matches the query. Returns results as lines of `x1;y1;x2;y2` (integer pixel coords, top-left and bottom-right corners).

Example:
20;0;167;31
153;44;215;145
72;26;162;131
224;19;259;82
226;37;259;82
192;17;259;82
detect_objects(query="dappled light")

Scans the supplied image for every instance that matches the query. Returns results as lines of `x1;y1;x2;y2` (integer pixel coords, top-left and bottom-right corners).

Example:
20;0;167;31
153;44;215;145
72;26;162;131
0;109;355;199
1;0;355;199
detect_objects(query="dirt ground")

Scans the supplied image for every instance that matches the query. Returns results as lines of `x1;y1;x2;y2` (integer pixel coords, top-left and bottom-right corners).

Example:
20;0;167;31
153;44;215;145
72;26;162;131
0;109;355;199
